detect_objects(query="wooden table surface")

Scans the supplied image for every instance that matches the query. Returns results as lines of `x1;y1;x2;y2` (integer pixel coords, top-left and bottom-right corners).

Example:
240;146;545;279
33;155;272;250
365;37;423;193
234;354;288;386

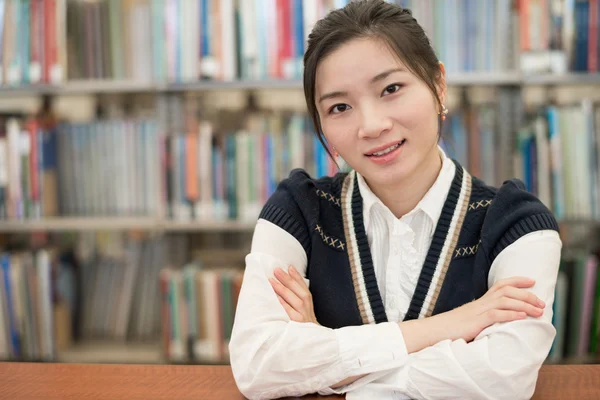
0;362;598;399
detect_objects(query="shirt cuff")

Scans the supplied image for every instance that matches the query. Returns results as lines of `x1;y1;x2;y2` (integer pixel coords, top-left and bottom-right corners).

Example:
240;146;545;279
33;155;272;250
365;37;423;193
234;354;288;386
320;322;409;394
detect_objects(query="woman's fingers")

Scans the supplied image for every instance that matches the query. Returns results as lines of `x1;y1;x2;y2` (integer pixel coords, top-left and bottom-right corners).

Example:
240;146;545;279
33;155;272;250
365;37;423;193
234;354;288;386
288;266;307;288
495;285;545;308
274;267;310;302
495;296;544;317
269;277;303;311
488;276;536;294
277;295;304;322
485;309;527;325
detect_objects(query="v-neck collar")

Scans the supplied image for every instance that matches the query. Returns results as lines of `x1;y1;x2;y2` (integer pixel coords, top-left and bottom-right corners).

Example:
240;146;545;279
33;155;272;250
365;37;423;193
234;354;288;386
341;159;472;324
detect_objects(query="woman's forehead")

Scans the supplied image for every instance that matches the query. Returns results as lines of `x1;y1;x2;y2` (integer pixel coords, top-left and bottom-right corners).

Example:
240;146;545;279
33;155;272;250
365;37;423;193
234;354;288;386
315;38;411;95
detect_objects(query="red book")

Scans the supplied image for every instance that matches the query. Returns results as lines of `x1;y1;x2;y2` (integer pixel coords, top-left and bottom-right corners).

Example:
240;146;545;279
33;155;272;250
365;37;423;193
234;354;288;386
590;0;598;72
282;0;292;78
159;270;171;359
26;119;39;206
43;0;58;83
30;0;42;83
276;0;286;78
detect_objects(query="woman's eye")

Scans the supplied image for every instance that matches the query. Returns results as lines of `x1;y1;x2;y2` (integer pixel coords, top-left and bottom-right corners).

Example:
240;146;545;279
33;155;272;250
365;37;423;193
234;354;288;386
382;84;402;96
329;104;351;114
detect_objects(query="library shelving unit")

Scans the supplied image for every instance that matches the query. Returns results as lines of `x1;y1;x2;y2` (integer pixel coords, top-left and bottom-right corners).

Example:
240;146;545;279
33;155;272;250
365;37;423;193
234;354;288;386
4;73;600;98
2;72;599;367
0;217;256;233
2;0;600;368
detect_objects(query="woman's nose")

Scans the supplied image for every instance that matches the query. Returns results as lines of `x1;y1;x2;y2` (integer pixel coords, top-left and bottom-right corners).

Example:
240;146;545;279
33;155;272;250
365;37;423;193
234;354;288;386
357;107;392;140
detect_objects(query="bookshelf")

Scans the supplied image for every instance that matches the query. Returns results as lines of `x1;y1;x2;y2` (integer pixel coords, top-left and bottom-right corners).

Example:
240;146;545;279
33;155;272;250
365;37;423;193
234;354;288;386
1;0;600;368
0;218;255;233
0;217;596;234
56;340;163;365
5;73;600;98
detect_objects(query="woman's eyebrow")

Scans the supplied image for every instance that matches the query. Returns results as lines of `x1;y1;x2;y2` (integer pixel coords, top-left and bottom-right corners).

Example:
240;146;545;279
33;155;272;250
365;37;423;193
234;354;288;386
318;90;347;104
318;68;405;104
370;67;405;83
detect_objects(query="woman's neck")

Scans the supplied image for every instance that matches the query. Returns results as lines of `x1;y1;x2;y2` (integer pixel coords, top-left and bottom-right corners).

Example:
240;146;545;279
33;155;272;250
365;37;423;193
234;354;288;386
365;147;443;219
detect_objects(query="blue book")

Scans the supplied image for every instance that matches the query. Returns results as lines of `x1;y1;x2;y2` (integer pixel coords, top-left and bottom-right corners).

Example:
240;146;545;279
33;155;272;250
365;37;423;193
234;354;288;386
293;0;304;78
1;255;20;359
201;0;210;58
574;0;589;71
547;107;564;219
226;135;237;219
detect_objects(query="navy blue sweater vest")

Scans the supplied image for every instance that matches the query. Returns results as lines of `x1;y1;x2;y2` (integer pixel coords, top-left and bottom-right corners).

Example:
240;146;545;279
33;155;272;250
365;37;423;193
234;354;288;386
259;160;560;329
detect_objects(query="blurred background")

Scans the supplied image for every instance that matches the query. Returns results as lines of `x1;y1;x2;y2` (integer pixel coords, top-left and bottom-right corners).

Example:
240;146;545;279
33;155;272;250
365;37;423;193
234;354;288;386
0;0;598;367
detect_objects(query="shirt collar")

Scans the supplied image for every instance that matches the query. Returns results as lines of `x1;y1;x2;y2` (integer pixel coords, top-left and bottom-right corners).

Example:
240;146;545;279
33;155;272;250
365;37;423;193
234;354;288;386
356;146;456;228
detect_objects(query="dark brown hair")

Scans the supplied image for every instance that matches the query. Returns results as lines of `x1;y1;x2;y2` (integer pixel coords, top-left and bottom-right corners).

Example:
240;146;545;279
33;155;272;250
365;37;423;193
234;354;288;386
303;0;444;160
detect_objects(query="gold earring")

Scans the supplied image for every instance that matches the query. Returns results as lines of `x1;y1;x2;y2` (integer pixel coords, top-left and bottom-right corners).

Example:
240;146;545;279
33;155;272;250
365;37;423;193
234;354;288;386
439;104;449;121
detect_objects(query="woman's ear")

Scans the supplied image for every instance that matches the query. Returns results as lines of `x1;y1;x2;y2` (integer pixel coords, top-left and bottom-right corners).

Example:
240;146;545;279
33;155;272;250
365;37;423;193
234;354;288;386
437;61;447;106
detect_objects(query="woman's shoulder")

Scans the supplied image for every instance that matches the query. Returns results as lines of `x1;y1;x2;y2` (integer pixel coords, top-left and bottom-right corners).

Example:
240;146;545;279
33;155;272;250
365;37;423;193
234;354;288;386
266;168;348;205
257;168;349;254
473;175;560;263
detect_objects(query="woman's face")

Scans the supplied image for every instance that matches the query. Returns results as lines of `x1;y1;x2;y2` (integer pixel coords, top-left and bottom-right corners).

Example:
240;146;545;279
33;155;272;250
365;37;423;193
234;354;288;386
315;37;445;189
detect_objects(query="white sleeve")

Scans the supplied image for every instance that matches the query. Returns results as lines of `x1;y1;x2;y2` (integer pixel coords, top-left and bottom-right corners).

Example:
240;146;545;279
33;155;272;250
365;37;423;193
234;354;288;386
229;219;409;400
338;230;562;400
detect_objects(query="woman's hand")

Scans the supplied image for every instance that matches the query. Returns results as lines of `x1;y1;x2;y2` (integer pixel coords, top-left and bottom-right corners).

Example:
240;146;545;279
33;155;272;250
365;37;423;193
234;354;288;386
269;266;320;325
401;276;546;353
440;276;545;342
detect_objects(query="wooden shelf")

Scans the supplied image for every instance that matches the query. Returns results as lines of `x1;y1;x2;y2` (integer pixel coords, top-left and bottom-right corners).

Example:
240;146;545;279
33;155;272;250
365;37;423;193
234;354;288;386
57;341;163;364
55;341;231;365
6;72;584;96
523;73;600;85
0;217;256;232
446;71;522;86
0;79;303;96
0;217;597;233
163;219;255;232
166;79;304;91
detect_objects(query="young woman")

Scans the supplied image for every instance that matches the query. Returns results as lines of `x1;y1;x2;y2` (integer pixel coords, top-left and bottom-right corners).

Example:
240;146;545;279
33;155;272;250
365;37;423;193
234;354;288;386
229;1;562;399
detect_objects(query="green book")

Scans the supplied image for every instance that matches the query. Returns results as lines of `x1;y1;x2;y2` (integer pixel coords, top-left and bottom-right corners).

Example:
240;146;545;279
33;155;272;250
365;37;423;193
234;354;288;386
589;262;600;355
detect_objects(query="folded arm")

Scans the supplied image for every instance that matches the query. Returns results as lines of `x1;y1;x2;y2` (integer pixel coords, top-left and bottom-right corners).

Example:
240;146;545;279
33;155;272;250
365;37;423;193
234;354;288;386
229;219;410;400
340;230;562;400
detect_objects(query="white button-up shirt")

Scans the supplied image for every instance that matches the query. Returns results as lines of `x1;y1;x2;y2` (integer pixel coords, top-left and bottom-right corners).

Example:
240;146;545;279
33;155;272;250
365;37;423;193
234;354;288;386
229;149;562;400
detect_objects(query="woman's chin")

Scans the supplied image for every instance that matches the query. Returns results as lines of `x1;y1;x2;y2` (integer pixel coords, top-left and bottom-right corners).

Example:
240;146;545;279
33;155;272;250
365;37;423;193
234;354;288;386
360;166;412;189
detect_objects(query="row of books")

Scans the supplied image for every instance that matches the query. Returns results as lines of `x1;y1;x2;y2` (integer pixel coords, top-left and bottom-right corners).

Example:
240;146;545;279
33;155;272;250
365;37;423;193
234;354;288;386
1;231;598;364
9;0;600;86
78;232;171;341
0;0;66;85
0;117;59;220
549;251;600;362
156;249;600;364
67;0;314;83
160;265;243;363
0;250;55;361
391;0;517;73
515;101;600;220
0;229;246;361
441;105;502;187
0;114;337;221
4;104;600;222
519;0;600;74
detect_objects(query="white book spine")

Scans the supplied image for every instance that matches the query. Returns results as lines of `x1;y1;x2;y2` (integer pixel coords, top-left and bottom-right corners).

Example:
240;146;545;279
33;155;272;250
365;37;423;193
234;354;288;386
221;0;236;81
189;0;200;81
37;250;54;360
